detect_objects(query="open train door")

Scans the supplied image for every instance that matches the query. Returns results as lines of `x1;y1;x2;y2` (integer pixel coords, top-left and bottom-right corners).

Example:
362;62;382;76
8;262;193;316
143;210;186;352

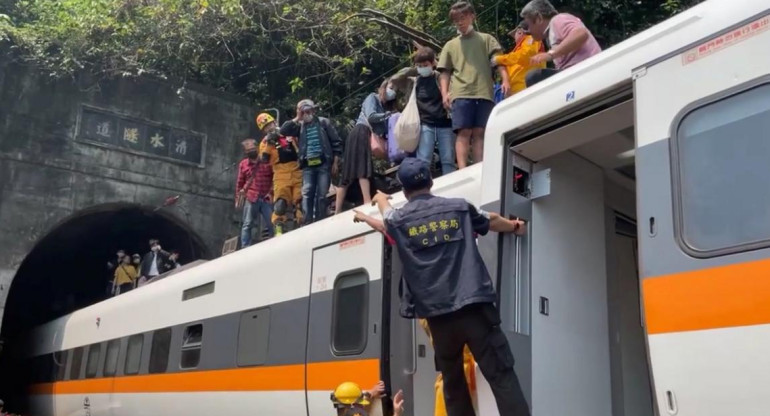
305;232;386;416
634;10;770;415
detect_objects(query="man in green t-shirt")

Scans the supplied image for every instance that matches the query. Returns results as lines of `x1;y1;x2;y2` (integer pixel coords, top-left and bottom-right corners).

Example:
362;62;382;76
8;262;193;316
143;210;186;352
438;1;510;170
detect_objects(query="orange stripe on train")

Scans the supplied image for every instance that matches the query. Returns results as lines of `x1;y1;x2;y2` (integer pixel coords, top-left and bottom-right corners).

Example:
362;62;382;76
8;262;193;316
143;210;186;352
30;358;379;395
643;258;770;334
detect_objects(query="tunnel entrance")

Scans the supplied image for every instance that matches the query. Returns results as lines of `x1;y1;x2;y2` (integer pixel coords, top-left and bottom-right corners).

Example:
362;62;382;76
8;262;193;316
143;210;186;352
0;203;209;410
1;202;209;340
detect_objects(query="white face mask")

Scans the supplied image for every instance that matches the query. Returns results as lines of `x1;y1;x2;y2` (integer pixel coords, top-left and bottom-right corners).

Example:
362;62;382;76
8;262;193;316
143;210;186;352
416;66;433;77
385;88;396;101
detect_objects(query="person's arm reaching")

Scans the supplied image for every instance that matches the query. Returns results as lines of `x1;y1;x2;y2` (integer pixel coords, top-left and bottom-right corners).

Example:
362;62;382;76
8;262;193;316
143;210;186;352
353;210;386;234
488;212;526;235
549;22;589;60
372;190;394;218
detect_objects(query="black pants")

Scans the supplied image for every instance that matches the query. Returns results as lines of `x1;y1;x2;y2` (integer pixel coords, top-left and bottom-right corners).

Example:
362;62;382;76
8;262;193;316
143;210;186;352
427;303;530;416
525;68;559;88
117;283;133;295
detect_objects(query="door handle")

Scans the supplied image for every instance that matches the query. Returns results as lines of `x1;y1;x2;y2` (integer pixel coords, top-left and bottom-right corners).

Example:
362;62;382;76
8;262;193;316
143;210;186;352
665;390;678;415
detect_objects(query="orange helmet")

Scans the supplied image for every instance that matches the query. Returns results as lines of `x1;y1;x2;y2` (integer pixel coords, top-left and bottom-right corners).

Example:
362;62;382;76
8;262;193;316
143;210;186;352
256;113;276;131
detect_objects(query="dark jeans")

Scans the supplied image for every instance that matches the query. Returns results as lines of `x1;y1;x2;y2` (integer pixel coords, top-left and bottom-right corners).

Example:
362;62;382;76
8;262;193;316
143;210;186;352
241;198;274;248
525;68;559;88
427;303;530;416
302;164;331;224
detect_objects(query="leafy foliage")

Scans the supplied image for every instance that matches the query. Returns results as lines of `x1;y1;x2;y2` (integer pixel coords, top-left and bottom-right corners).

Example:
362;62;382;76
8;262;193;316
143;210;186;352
0;0;703;120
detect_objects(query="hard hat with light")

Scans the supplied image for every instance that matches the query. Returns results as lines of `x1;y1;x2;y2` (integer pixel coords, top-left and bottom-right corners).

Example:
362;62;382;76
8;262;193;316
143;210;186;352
256;113;276;131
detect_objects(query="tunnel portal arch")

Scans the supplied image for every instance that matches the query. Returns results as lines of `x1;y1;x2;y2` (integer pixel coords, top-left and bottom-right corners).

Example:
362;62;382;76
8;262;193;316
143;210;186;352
0;202;210;339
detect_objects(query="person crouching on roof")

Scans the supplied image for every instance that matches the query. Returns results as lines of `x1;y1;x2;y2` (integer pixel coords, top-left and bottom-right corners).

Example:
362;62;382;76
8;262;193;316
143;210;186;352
257;112;303;235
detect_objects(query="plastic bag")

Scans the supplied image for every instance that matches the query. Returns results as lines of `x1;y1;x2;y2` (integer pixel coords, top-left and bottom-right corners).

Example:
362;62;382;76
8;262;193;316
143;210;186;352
394;81;421;153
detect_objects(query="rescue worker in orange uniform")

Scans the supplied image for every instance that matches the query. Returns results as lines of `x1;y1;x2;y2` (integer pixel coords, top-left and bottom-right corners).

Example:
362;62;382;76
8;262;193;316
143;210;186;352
492;21;546;96
420;319;477;416
256;113;303;235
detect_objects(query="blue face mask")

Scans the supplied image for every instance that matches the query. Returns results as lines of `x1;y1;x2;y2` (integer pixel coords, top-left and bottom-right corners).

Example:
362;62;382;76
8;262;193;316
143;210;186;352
385;87;396;101
416;66;433;77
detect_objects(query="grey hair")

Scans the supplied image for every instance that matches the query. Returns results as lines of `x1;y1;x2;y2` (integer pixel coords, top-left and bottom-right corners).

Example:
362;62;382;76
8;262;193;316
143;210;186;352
521;0;558;20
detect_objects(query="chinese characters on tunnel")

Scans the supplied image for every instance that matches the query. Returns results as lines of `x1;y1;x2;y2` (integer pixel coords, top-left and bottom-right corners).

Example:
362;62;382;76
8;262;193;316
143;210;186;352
78;106;205;166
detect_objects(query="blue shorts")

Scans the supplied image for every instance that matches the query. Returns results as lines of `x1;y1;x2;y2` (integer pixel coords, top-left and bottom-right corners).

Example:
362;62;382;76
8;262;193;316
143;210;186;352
451;98;495;131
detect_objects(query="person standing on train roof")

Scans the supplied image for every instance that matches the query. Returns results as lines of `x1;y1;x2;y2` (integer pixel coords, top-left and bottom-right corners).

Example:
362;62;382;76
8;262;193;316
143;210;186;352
257;112;303;235
112;254;137;296
365;157;530;416
280;99;343;224
236;138;275;245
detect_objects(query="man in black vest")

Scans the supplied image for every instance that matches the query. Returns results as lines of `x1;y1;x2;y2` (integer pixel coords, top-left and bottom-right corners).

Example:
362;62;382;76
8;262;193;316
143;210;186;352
368;157;530;416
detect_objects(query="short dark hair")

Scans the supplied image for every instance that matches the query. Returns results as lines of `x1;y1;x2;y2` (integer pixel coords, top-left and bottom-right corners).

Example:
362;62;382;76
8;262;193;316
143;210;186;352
449;1;475;20
414;47;436;64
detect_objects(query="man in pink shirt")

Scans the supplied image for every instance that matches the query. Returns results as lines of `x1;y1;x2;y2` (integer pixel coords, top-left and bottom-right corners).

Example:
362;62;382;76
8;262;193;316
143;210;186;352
521;0;602;87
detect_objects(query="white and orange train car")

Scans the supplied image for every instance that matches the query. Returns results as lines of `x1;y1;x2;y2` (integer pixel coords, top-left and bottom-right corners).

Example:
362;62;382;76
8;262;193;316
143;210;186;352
23;0;770;414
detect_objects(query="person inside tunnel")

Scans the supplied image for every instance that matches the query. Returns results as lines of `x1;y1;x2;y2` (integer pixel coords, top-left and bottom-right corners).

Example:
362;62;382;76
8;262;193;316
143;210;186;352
0;203;209;410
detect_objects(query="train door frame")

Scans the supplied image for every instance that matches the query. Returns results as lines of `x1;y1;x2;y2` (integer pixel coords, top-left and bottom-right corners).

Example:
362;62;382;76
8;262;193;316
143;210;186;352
305;231;386;416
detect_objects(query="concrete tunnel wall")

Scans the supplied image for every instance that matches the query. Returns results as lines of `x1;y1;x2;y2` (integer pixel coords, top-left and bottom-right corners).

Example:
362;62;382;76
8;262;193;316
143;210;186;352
0;58;260;332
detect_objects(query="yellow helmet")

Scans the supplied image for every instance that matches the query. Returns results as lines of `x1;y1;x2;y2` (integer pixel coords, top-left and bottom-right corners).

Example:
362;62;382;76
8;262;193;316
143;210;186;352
256;113;276;131
331;382;370;406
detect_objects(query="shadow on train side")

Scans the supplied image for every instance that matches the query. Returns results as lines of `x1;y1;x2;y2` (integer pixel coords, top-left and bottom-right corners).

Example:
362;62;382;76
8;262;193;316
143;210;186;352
0;203;209;411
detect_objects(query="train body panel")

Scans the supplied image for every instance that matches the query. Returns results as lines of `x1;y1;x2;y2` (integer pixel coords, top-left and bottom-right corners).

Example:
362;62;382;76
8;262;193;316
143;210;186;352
22;1;770;415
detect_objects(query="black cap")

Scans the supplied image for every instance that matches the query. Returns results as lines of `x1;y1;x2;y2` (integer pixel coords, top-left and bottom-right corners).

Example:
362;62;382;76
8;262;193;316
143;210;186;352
397;157;432;191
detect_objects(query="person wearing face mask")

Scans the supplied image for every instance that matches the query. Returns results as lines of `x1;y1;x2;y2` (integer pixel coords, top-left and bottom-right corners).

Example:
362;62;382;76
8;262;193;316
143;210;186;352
138;239;171;286
334;79;398;215
391;46;457;176
280;99;343;224
438;1;509;169
492;21;546;96
236;138;275;247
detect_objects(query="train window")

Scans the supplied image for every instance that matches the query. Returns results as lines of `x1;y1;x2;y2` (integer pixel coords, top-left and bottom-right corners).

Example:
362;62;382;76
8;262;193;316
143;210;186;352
125;334;143;375
149;327;172;374
673;83;770;256
180;324;203;369
85;344;101;378
331;270;369;355
55;350;69;381
70;347;84;380
103;339;121;377
237;308;271;367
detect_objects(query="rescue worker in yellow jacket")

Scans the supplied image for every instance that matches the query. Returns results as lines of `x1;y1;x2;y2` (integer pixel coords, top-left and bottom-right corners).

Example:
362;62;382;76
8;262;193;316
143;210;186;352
256;113;303;235
420;319;476;416
492;21;546;96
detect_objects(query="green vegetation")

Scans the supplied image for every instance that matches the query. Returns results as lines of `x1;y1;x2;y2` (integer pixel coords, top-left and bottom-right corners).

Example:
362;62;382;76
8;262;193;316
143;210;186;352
0;0;702;119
